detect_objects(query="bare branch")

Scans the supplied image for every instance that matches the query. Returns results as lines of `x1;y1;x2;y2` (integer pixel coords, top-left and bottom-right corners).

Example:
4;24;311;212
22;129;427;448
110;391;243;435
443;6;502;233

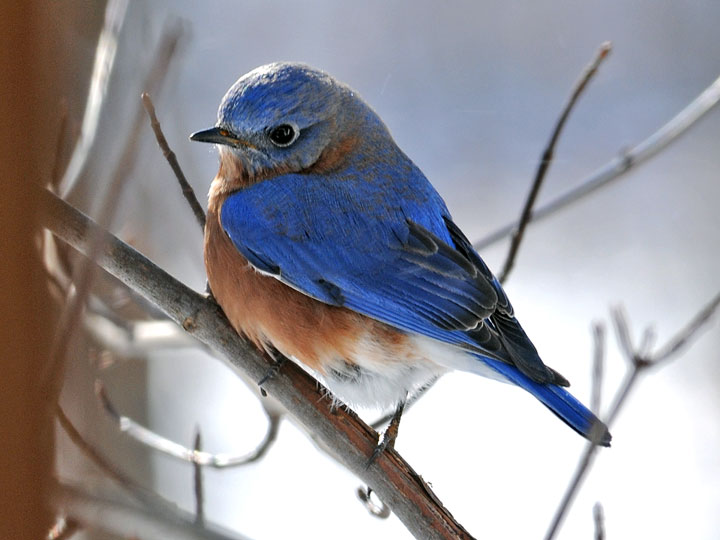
41;189;475;540
544;296;720;540
590;322;605;415
52;481;250;540
474;73;720;251
96;380;282;467
499;42;611;283
59;0;129;197
193;428;205;525
593;502;605;540
56;401;256;539
653;291;720;363
142;92;207;230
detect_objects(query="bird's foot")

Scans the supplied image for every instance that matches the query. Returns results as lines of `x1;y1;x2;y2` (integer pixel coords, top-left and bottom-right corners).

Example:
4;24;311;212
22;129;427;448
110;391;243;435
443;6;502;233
366;398;406;469
258;345;286;390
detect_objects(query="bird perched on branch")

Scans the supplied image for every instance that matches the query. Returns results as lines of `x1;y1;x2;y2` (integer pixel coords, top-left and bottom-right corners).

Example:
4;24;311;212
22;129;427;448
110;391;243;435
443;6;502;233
192;62;610;459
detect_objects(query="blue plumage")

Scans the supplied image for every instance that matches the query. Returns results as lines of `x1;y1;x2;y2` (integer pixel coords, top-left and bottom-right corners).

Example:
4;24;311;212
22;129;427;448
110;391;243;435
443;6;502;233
194;62;611;446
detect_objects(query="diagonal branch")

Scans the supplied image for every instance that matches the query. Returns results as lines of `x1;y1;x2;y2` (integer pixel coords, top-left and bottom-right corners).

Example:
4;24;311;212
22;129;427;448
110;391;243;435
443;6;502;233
59;0;129;198
474;72;720;251
499;42;611;283
41;188;475;540
142;92;206;230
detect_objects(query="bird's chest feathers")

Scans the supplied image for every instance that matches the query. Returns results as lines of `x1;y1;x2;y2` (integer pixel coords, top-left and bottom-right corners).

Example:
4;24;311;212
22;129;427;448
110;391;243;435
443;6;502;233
205;201;376;374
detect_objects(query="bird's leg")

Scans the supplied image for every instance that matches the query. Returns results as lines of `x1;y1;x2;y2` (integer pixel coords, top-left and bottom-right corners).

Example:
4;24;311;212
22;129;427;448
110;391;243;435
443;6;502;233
367;395;406;468
257;343;287;389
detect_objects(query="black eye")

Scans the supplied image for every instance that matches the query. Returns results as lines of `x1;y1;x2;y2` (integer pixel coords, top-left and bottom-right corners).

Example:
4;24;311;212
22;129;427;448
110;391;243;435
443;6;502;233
268;124;298;147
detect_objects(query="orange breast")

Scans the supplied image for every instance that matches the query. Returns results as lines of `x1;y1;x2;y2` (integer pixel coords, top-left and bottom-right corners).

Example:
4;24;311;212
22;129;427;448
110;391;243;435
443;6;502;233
204;202;406;374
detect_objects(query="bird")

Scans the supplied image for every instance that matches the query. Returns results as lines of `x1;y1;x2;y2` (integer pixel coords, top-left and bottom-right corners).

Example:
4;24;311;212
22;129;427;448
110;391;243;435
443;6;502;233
191;62;611;457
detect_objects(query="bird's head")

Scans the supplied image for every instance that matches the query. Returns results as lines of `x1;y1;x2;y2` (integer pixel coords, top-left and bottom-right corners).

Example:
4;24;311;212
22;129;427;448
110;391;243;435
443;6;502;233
192;62;387;191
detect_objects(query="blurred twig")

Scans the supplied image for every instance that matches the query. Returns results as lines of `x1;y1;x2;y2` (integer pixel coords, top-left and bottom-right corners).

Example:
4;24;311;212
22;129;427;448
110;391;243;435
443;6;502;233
56;403;250;538
142;92;206;230
474;73;720;251
52;481;250;540
59;0;129;197
593;502;605;540
42;189;475;540
498;42;611;283
96;380;282;467
590;322;605;415
193;429;204;525
544;293;720;540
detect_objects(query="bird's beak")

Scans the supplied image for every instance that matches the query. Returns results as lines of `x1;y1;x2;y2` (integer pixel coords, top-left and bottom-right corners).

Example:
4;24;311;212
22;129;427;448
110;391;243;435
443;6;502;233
190;126;255;149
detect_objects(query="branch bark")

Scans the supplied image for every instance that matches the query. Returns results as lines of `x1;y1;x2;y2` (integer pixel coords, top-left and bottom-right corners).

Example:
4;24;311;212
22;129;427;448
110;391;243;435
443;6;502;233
474;73;720;251
498;42;611;283
41;188;475;540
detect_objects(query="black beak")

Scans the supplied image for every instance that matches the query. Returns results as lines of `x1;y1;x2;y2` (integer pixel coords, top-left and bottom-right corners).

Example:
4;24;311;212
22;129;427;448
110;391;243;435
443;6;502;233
189;126;242;147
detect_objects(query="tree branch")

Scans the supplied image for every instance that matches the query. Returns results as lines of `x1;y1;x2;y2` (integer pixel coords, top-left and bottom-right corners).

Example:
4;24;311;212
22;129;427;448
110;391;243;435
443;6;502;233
142;92;206;230
96;380;282;468
498;42;611;283
544;294;720;540
51;481;250;540
193;428;205;525
59;0;129;198
41;188;475;540
474;73;720;251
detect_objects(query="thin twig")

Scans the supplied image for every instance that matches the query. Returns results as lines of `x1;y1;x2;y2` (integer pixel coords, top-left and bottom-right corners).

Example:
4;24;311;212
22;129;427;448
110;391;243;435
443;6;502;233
60;0;129;197
653;291;720;363
42;189;475;540
474;73;720;252
142;92;206;230
52;481;250;540
593;502;605;540
590;322;605;415
544;295;720;540
97;380;282;467
193;428;204;525
499;42;611;283
56;402;252;539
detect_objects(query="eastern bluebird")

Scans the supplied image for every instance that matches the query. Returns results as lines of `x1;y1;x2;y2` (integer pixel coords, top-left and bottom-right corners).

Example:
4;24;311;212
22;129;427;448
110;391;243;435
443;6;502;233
191;62;611;452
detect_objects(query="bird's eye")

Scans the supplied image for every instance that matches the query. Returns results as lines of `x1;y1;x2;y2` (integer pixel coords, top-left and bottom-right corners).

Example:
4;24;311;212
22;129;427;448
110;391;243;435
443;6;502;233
268;124;298;147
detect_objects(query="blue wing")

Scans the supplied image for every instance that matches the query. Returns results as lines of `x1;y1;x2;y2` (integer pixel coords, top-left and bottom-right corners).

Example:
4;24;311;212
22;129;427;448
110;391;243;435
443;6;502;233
220;169;610;445
221;167;561;385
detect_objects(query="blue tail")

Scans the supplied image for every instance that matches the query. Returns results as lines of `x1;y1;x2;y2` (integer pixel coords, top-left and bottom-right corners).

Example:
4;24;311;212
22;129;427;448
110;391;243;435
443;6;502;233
485;358;611;446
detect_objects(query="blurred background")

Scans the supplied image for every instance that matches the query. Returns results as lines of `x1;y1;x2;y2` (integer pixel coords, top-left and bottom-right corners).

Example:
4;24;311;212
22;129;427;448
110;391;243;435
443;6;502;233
24;0;720;538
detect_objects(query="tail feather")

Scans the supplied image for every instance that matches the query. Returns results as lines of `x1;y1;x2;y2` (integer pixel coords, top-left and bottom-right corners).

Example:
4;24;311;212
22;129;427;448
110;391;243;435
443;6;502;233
480;356;611;446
